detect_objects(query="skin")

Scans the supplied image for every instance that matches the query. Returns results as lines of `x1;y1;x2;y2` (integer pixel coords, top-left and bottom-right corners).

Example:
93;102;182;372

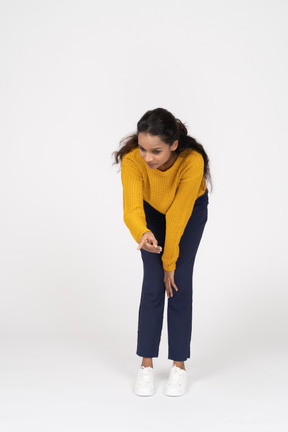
136;132;185;371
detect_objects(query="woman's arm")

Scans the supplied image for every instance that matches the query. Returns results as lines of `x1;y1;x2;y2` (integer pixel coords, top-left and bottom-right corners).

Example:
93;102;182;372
162;153;205;271
121;157;151;243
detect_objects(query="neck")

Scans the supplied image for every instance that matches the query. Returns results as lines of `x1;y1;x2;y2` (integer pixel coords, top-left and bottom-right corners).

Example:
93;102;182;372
157;152;178;172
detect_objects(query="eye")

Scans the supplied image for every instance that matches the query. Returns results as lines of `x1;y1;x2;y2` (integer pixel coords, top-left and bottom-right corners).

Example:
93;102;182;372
139;146;161;154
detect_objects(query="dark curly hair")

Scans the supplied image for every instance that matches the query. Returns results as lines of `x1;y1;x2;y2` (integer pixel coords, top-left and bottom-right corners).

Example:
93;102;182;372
112;107;213;192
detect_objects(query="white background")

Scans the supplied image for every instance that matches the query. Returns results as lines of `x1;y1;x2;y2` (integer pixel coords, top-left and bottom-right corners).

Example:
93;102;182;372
0;0;287;431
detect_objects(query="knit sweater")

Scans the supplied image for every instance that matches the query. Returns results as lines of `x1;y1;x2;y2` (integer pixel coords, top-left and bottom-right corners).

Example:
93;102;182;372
121;146;207;271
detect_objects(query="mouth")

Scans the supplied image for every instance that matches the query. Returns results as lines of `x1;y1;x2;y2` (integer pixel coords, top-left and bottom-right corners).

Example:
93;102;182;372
147;163;156;168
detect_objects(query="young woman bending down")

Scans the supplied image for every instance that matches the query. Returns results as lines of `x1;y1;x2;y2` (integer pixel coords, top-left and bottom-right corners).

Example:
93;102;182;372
112;107;212;397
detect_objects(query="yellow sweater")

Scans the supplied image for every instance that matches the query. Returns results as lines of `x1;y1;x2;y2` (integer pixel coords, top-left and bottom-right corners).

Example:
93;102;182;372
121;146;207;271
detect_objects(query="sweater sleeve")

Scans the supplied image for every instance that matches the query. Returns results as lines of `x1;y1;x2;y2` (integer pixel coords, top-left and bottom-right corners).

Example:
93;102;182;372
121;156;152;244
161;153;205;271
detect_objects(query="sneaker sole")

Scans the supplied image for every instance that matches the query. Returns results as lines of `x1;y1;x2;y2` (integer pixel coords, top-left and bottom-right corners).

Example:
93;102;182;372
165;391;186;396
165;386;187;396
134;388;155;396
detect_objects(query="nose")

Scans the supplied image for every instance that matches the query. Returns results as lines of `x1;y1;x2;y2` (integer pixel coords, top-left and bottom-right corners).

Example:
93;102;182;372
144;157;153;163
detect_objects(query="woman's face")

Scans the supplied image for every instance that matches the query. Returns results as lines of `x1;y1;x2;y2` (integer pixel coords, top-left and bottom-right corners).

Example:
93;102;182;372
138;133;178;171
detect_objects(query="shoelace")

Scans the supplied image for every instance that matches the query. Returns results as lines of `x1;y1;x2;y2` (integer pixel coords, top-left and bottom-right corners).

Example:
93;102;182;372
168;366;184;386
139;366;153;384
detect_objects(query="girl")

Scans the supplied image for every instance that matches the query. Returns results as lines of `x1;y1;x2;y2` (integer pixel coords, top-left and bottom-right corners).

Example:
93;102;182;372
112;108;212;396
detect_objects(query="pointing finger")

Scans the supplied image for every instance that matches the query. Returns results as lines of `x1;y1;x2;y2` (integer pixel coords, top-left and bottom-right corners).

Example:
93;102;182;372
168;281;173;298
137;241;143;250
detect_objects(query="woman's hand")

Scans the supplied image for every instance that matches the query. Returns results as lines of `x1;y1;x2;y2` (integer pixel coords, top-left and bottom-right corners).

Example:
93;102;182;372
163;269;179;298
137;231;162;254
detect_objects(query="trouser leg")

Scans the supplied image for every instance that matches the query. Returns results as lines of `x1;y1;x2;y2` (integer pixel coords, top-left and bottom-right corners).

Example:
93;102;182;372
136;200;166;358
167;189;209;361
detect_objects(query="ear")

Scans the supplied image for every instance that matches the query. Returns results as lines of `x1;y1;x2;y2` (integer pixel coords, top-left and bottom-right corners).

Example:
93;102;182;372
172;140;178;151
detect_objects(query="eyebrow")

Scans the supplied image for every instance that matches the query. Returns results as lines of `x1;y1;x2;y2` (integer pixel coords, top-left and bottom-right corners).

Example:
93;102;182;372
138;144;162;150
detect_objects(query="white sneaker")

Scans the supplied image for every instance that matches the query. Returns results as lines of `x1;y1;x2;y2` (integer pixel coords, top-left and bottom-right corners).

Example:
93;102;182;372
165;364;187;396
134;366;154;396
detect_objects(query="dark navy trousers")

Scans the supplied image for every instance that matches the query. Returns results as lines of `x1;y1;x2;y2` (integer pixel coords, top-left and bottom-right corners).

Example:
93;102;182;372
136;188;209;361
